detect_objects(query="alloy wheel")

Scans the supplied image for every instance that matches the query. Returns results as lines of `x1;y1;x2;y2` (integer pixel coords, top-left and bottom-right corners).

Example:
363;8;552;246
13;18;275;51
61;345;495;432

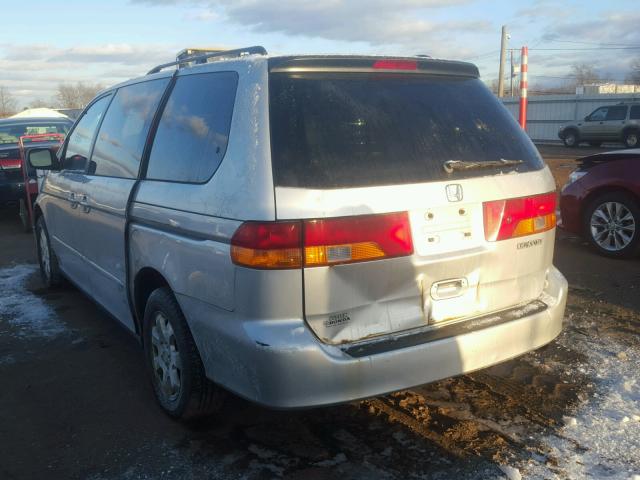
590;201;636;251
150;312;182;401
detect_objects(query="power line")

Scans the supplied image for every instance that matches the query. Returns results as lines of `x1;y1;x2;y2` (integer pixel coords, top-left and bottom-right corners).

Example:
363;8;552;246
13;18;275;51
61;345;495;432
549;39;640;48
508;47;640;51
464;49;501;60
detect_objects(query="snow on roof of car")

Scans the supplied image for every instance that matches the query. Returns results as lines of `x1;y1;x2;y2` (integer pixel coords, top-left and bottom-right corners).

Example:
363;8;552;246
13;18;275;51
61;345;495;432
9;108;70;119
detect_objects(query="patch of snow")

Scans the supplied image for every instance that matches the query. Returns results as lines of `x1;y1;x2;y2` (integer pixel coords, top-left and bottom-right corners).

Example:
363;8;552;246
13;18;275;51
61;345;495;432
0;264;66;338
524;311;640;479
499;465;522;480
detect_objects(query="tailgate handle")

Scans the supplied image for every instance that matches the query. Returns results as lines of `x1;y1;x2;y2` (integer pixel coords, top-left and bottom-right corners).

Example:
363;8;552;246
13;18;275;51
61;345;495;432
431;278;468;300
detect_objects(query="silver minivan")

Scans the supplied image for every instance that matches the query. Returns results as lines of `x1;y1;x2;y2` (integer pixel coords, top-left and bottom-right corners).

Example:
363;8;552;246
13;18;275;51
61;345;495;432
28;47;567;419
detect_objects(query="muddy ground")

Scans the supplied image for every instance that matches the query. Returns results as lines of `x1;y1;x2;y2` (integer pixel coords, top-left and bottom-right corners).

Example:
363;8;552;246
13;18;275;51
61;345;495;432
0;145;638;479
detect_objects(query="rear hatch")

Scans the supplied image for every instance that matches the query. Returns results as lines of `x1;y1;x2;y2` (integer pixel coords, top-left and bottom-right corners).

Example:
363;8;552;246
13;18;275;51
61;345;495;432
268;57;556;344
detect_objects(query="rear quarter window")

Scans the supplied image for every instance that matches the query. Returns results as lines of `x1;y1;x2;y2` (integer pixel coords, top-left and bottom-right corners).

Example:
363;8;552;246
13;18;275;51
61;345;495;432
269;73;544;189
605;106;627;121
146;71;238;183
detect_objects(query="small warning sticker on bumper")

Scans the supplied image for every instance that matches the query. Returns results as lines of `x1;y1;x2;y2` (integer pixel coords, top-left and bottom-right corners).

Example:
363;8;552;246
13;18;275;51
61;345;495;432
324;312;351;328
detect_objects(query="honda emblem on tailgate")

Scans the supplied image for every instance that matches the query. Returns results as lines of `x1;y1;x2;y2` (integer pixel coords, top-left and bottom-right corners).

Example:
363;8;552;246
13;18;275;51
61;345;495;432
445;184;463;202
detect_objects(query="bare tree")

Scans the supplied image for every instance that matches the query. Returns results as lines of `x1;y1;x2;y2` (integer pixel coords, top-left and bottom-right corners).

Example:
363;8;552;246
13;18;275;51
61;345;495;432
626;58;640;84
0;86;18;118
487;78;500;94
570;63;601;86
55;82;104;109
28;99;51;109
528;82;575;95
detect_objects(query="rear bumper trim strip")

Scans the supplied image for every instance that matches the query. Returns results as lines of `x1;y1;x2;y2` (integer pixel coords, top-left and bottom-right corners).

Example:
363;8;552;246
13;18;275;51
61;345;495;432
343;300;548;358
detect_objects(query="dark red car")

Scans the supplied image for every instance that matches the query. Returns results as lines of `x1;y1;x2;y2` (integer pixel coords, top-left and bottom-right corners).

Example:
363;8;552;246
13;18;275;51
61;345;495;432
559;148;640;257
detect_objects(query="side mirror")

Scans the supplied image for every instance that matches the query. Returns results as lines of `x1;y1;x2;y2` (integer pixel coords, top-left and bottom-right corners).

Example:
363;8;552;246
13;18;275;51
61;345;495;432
584;115;590;121
27;148;59;171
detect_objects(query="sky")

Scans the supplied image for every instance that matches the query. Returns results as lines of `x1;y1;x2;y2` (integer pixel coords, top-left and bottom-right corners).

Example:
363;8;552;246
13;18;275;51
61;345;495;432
1;0;639;108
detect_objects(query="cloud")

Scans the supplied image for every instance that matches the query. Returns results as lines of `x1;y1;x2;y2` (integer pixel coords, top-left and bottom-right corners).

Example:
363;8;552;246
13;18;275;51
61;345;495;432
47;44;172;65
526;13;640;81
184;9;220;21
0;43;176;107
132;0;488;51
542;12;640;44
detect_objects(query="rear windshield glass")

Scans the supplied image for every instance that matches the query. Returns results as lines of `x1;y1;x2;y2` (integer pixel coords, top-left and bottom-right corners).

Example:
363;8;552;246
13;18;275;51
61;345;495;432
269;73;543;189
0;122;70;146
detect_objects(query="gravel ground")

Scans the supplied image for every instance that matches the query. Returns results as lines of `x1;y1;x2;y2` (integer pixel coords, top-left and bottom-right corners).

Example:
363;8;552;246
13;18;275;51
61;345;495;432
0;145;638;480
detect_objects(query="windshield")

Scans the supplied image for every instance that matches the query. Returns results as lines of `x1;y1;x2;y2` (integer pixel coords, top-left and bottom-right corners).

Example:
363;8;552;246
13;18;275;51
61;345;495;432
0;122;71;146
269;73;544;189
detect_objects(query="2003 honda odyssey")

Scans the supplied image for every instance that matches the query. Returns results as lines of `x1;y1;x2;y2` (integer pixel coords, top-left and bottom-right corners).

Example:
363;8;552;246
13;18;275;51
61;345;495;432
28;47;567;419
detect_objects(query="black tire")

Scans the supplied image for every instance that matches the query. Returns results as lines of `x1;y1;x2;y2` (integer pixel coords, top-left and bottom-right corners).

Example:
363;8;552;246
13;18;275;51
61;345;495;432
35;216;63;287
19;199;31;233
584;192;640;258
563;130;579;148
623;130;639;149
143;287;225;419
588;142;602;148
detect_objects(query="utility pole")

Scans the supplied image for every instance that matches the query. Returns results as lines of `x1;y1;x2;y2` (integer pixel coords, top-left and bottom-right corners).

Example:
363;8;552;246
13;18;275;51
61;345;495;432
510;50;514;97
498;25;508;98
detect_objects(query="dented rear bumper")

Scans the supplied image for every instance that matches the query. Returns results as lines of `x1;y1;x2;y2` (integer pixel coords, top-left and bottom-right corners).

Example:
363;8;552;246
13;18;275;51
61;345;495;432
183;266;567;409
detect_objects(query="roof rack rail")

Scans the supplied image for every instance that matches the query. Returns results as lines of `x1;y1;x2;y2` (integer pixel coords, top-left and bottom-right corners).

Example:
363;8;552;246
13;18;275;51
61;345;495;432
147;46;268;75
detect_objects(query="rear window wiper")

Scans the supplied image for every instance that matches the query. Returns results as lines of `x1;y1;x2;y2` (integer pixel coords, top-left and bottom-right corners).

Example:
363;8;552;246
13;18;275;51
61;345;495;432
443;158;524;174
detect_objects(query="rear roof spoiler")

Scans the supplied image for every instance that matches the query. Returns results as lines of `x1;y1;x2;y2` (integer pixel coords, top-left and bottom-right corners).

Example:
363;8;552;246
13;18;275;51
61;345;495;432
268;56;479;77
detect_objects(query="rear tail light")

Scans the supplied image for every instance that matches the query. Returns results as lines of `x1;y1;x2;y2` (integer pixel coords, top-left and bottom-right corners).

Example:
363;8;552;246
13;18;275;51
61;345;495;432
483;192;557;241
372;59;418;71
0;158;22;170
230;221;302;269
231;212;413;269
304;212;413;266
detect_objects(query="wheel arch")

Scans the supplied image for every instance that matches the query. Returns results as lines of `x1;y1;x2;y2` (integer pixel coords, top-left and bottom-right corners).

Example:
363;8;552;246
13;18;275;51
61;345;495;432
562;127;580;145
133;267;171;336
33;203;43;223
581;185;640;223
622;125;640;139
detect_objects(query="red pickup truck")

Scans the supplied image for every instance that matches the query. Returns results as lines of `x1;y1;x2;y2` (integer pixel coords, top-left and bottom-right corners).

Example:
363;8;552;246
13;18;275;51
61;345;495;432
0;117;72;229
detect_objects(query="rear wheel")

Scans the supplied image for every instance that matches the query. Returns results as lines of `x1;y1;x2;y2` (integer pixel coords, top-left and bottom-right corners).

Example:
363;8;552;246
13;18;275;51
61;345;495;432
623;130;639;148
35;216;63;287
584;192;639;258
563;130;579;147
143;287;225;419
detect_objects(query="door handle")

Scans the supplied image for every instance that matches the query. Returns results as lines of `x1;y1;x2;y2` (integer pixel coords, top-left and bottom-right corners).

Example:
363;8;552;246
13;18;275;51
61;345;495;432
68;192;79;209
79;194;91;213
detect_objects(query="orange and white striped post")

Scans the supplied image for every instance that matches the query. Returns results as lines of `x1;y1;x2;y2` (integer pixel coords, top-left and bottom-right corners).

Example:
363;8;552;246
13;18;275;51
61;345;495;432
518;46;528;130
